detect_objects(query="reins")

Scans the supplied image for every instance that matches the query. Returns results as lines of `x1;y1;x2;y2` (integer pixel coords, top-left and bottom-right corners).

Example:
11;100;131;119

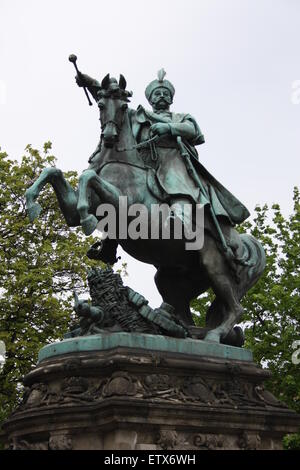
116;134;161;153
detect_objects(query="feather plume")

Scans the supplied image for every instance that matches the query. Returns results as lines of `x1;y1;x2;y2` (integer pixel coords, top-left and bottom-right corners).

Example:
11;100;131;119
157;68;166;82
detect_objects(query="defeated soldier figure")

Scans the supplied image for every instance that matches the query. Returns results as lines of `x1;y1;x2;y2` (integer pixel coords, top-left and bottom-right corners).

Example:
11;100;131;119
66;267;188;339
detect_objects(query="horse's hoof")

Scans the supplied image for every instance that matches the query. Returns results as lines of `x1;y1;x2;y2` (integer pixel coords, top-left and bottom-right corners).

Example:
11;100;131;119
204;329;221;343
221;326;245;347
27;203;42;222
81;214;98;235
232;326;245;347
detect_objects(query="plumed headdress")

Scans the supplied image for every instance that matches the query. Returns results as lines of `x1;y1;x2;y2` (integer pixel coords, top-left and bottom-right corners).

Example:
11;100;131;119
145;69;175;103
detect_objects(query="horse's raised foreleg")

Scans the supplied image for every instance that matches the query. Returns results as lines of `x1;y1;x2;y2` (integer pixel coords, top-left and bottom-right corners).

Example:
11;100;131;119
25;167;80;226
77;169;121;235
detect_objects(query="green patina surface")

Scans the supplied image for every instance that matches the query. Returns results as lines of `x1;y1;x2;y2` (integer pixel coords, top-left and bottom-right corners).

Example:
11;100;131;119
38;332;253;363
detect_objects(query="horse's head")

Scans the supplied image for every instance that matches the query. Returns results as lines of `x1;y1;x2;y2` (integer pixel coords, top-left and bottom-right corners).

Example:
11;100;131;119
97;74;132;148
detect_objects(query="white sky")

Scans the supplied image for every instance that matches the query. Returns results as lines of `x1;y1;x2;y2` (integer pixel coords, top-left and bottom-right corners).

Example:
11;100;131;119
1;0;299;306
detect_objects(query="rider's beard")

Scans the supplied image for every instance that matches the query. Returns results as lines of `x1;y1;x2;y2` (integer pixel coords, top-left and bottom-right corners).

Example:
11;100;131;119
153;99;169;111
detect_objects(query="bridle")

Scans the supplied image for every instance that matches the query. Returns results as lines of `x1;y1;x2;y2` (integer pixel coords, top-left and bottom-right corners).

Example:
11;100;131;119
98;97;162;157
99;97;128;135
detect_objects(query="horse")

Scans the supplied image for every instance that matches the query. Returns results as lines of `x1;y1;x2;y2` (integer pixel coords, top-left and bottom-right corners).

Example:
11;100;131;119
25;74;266;345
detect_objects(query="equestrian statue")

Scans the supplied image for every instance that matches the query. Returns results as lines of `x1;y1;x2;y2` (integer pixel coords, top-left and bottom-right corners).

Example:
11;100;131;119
25;55;266;346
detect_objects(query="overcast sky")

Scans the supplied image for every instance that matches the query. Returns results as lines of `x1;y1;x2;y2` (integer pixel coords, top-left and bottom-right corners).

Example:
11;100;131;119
1;0;299;306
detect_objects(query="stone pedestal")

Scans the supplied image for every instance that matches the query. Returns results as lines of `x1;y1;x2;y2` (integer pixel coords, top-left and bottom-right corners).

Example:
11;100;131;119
3;333;300;450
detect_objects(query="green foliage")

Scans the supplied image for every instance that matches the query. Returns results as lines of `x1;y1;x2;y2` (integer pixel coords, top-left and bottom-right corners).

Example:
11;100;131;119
0;143;98;425
283;432;300;450
241;189;300;414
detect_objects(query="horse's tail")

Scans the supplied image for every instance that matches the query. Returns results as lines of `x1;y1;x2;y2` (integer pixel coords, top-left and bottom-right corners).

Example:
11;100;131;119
238;234;266;297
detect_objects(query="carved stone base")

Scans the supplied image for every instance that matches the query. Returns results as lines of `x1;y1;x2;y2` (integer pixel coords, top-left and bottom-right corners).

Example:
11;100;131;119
3;336;300;450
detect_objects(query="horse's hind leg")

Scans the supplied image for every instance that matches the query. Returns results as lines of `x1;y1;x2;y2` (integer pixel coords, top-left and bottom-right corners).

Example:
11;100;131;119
26;167;80;226
205;297;244;346
205;298;224;329
200;237;243;343
155;267;208;326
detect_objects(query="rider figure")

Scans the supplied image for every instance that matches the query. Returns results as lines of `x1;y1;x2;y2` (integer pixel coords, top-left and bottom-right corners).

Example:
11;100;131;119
76;69;250;265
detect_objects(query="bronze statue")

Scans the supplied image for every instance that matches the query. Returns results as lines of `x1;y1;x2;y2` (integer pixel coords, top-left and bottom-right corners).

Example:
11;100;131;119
25;57;265;345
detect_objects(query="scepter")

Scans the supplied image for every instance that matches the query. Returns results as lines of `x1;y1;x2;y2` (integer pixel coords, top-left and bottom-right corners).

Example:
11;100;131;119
68;54;93;106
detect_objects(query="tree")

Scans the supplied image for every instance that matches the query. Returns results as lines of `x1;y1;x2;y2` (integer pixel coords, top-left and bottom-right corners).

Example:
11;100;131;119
192;188;300;445
240;189;300;415
0;143;98;426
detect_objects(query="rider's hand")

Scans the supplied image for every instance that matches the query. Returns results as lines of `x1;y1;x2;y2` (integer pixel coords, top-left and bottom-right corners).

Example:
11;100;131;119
75;74;85;87
150;123;170;137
